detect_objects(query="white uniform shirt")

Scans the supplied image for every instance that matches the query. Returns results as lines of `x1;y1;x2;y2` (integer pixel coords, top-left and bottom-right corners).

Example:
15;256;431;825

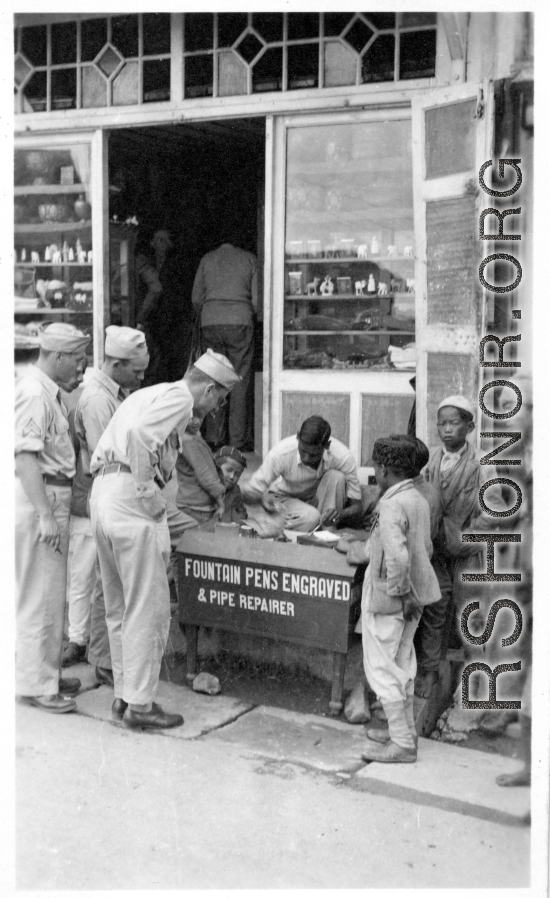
15;365;75;478
243;434;361;502
90;380;194;497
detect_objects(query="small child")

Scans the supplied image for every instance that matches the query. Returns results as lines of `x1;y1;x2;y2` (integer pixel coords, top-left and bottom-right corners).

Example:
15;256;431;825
214;446;248;524
170;417;225;537
414;394;504;699
359;436;440;764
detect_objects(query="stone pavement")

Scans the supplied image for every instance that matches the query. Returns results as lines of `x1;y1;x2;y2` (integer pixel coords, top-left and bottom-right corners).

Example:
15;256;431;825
70;662;530;827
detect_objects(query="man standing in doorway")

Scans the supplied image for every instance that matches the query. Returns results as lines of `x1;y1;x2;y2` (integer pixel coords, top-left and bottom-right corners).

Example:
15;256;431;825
62;326;150;688
90;349;240;730
15;323;89;713
192;231;257;451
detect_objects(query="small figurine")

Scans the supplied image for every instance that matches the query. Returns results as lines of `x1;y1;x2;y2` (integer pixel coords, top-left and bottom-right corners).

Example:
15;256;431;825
370;235;379;255
367;274;376;293
403;245;414;257
20;248;27;262
406;278;415;293
357;244;368;259
68;246;74;261
87;250;93;263
320;275;334;295
387;245;397;258
44;245;51;262
31;251;40;264
378;282;389;296
52;250;62;264
355;279;367;296
306;277;321;296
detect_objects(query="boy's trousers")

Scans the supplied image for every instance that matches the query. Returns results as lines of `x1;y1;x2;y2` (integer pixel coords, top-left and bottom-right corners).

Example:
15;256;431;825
363;609;420;705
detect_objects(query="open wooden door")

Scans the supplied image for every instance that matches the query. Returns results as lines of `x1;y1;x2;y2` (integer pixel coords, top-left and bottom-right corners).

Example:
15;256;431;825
412;81;494;447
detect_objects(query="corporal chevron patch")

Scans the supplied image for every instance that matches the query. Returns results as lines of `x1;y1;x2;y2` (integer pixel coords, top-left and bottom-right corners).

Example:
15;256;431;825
22;418;42;438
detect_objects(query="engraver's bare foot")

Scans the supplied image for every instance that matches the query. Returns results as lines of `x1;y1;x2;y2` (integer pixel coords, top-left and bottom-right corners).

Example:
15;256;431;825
414;670;439;699
497;769;531;787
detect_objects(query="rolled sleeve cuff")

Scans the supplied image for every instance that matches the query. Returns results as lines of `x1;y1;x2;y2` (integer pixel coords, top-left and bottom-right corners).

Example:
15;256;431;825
15;438;43;454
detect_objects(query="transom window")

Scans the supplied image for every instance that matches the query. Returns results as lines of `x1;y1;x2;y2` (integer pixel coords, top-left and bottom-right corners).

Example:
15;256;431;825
14;14;171;113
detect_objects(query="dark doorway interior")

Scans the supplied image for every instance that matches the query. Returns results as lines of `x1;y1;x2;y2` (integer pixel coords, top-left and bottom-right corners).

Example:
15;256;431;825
108;117;266;390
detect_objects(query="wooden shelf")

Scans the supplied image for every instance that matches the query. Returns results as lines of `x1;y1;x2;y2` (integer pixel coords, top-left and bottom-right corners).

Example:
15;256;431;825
15;221;92;233
285;293;415;300
14;308;93;316
15;262;92;268
284;330;415;336
15;185;88;195
285;256;415;264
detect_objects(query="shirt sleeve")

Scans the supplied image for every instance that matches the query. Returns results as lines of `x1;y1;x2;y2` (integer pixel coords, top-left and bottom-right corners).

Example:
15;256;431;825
179;438;224;500
378;501;410;596
80;394;117;456
241;449;282;497
126;387;194;496
15;387;47;454
191;259;206;311
336;450;362;501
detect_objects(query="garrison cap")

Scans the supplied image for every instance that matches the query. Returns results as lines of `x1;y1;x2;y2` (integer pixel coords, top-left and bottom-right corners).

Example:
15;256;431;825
105;325;148;360
39;322;90;353
194;349;240;389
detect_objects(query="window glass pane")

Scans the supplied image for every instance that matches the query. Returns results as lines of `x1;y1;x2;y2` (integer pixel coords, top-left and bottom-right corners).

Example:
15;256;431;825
399;29;436;80
401;13;437;28
143;13;171;55
143;58;170;102
111;15;139;58
344;19;374;54
236;33;263;64
51;68;77;110
363;13;396;30
22;70;47;112
283;119;415;371
425;100;477;178
21;25;47;66
81;18;108;62
287;44;319;90
184;54;213;97
14;143;95;364
361;34;395;83
287;13;320;41
323;14;354;37
184;14;214;52
252;46;282;92
51;22;77;65
218;13;248;47
252;13;283;43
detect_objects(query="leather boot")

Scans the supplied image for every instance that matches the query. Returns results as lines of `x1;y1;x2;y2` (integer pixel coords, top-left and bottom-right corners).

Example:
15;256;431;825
112;698;128;721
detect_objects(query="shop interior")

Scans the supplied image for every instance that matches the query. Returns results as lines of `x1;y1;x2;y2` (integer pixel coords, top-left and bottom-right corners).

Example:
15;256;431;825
108;116;266;388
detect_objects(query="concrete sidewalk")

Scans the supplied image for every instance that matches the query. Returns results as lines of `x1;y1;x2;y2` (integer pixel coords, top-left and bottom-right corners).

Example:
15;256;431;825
70;662;530;827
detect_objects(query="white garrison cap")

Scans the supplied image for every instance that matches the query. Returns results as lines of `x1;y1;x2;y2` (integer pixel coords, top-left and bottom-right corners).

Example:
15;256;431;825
438;394;474;417
194;348;240;388
39;322;90;353
105;325;148;360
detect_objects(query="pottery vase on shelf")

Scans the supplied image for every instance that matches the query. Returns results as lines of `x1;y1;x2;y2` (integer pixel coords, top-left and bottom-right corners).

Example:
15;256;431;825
38;202;71;223
74;195;91;221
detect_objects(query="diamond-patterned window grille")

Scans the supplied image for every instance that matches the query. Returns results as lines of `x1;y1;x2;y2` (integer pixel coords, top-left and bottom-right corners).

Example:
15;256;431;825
344;19;374;54
14;14;172;112
236;33;264;65
97;45;122;78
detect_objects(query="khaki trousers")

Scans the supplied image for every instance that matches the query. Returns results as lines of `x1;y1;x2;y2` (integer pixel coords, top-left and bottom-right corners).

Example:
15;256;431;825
15;478;71;696
90;470;171;705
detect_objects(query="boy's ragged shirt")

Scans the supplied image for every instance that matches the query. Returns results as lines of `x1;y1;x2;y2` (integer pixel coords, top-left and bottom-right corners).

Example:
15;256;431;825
363;480;440;614
175;431;224;512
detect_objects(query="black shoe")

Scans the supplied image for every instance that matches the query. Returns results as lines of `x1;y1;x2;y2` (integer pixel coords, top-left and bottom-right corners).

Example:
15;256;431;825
59;677;81;695
23;694;77;714
61;642;87;667
96;666;115;688
112;698;128;721
122;702;184;731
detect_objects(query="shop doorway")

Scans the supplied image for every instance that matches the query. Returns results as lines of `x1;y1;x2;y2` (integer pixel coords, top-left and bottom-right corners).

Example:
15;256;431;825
108;117;266;447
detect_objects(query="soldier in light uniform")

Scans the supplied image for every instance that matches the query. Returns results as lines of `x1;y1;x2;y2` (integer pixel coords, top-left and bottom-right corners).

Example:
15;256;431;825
62;326;150;688
89;349;240;730
15;323;90;713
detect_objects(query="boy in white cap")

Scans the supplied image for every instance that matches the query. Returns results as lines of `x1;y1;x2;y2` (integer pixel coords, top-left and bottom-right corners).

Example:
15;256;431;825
90;349;240;730
15;323;89;713
414;394;504;699
63;326;149;686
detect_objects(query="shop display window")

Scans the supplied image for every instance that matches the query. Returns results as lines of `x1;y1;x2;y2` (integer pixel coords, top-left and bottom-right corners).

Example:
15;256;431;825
14;143;95;363
283;118;415;372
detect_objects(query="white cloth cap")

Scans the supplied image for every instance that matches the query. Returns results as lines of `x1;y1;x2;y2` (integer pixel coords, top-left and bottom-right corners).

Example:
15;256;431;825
437;394;474;417
105;325;148;359
194;348;240;388
39;322;90;353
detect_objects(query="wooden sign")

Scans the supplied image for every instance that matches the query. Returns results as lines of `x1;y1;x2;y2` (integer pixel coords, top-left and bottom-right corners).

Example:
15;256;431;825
177;530;360;653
